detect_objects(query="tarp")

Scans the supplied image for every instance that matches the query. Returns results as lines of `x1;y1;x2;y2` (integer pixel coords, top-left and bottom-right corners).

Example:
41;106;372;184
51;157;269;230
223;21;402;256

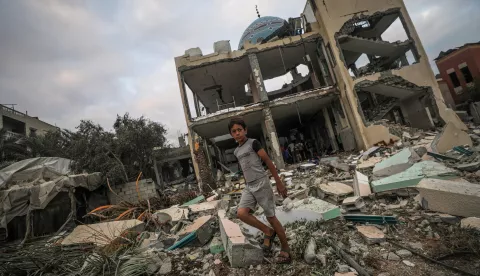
0;157;102;238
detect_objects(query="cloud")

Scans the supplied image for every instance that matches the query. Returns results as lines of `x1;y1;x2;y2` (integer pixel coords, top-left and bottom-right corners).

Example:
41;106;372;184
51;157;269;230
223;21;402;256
0;0;479;146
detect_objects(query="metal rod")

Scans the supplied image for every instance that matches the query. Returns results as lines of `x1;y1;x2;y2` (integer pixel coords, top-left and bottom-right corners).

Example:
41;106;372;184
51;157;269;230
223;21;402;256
388;239;477;276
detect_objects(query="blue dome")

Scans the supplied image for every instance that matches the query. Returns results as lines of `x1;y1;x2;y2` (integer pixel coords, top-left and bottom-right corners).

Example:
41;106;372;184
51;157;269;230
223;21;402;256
238;16;288;50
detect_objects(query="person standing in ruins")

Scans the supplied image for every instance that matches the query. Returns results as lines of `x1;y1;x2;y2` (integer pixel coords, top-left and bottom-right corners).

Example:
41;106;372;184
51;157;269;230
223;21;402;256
228;118;292;264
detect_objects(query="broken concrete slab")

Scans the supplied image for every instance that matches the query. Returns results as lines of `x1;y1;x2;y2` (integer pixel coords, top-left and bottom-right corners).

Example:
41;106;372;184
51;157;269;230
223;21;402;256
431;122;472;154
371;161;459;193
366;125;391;146
181;195;205;207
460;217;480;231
342;196;365;211
188;200;221;213
357;156;383;169
353;171;372;197
321;159;351;172
455;162;480;172
373;148;420;178
320;182;354;200
416;178;480;217
209;236;225;254
242;197;340;236
154;207;189;222
62;219;145;246
219;218;263;268
177;215;214;245
356;225;385;244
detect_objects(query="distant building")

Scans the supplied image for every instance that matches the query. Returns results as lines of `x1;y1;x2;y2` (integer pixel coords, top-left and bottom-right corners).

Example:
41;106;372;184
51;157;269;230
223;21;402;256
0;104;58;137
435;42;480;105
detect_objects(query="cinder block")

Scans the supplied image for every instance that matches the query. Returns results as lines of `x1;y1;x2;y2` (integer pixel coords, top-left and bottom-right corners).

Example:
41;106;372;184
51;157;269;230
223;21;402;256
416;178;480;217
219;217;262;268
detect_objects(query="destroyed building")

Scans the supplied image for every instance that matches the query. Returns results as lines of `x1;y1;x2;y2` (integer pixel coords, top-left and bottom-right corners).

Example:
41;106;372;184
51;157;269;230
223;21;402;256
0;104;58;138
175;0;466;190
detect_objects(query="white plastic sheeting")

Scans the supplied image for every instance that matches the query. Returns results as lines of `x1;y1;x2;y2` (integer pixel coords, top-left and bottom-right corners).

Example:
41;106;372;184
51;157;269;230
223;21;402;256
0;157;102;239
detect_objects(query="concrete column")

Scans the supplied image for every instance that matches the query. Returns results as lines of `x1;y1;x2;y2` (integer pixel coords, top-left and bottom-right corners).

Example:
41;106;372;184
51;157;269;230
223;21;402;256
370;92;379;106
193;93;201;117
153;159;163;191
187;129;202;189
249;75;261;103
248;54;269;102
322;107;339;152
261;107;285;170
307;55;323;88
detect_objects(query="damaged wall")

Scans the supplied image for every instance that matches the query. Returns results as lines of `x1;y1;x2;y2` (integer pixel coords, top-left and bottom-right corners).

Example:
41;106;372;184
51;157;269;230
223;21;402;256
310;0;466;149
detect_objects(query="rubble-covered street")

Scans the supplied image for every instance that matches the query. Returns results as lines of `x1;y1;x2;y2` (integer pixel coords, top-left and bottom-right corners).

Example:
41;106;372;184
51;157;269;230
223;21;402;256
2;121;480;276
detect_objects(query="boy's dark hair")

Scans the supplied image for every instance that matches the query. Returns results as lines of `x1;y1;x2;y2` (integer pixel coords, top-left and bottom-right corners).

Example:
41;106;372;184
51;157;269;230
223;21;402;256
228;117;247;132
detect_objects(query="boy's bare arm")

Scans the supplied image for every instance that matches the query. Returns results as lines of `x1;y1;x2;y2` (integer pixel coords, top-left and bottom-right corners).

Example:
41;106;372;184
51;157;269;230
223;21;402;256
257;149;287;198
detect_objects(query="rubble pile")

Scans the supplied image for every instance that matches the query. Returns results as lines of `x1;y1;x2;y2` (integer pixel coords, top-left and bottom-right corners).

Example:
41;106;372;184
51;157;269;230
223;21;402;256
2;123;480;276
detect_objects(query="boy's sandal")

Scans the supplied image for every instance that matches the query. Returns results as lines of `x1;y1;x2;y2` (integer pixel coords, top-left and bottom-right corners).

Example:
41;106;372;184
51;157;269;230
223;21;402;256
261;231;276;251
275;250;292;264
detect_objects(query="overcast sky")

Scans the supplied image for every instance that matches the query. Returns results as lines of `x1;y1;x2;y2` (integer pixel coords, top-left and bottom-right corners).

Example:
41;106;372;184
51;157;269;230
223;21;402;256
1;0;479;146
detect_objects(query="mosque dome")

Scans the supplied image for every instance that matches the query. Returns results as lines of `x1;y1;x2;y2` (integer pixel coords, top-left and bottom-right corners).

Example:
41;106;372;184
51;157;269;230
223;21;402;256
238;16;289;50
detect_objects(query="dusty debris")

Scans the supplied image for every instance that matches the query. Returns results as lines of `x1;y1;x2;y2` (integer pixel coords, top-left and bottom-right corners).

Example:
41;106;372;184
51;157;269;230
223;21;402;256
461;217;480;231
356;225;385;245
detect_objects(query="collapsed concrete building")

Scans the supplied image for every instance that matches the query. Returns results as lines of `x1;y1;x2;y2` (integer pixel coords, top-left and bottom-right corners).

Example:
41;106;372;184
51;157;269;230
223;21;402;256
174;0;466;189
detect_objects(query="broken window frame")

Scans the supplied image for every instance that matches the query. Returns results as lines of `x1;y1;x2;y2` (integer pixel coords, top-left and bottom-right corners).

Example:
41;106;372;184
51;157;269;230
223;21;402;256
460;65;473;84
449;71;461;88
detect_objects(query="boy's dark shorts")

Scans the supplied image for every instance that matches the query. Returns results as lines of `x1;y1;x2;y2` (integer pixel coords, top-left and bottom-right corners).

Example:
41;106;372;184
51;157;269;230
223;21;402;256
238;176;276;217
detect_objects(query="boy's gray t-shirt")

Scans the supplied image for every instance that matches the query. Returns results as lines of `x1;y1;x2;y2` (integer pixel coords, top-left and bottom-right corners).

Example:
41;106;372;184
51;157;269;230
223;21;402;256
234;138;267;184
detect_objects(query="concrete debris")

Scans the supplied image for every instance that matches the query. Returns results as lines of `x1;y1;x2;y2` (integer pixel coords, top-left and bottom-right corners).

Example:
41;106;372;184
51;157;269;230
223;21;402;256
460;217;480;231
177;215;214;245
416;178;480;217
304;237;317;264
219;217;262;268
334;273;358;276
371;161;459;192
61;219;145;246
356;225;385;244
353;171;372;197
431;122;472;154
357;156;383;169
373;148;420;178
342;196;365;212
158;258;173;275
403;260;415;267
154;207;189;223
382;252;400;261
396;249;413;258
320;182;354;201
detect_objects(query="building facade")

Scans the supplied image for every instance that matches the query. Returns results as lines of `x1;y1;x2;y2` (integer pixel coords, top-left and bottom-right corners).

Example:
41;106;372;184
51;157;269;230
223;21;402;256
0;105;58;138
175;0;465;190
435;42;480;105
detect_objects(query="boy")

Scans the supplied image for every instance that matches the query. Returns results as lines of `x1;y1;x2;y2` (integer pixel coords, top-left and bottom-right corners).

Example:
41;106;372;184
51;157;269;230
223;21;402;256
229;118;291;264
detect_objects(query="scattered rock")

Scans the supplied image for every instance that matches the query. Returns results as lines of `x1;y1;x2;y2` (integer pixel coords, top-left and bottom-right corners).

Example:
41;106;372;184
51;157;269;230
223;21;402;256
408;242;423;250
214;259;221;265
337;264;351;273
203;263;210;270
316;254;327;267
382;252;400;261
304;237;317;264
403;260;415;267
396;249;412;258
356;226;385;244
158;258;172;275
461;217;480;231
256;265;261;271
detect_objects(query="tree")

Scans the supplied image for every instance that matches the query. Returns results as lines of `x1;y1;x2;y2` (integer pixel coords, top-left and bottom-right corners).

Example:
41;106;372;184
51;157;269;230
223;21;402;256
113;113;169;183
0;128;29;169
